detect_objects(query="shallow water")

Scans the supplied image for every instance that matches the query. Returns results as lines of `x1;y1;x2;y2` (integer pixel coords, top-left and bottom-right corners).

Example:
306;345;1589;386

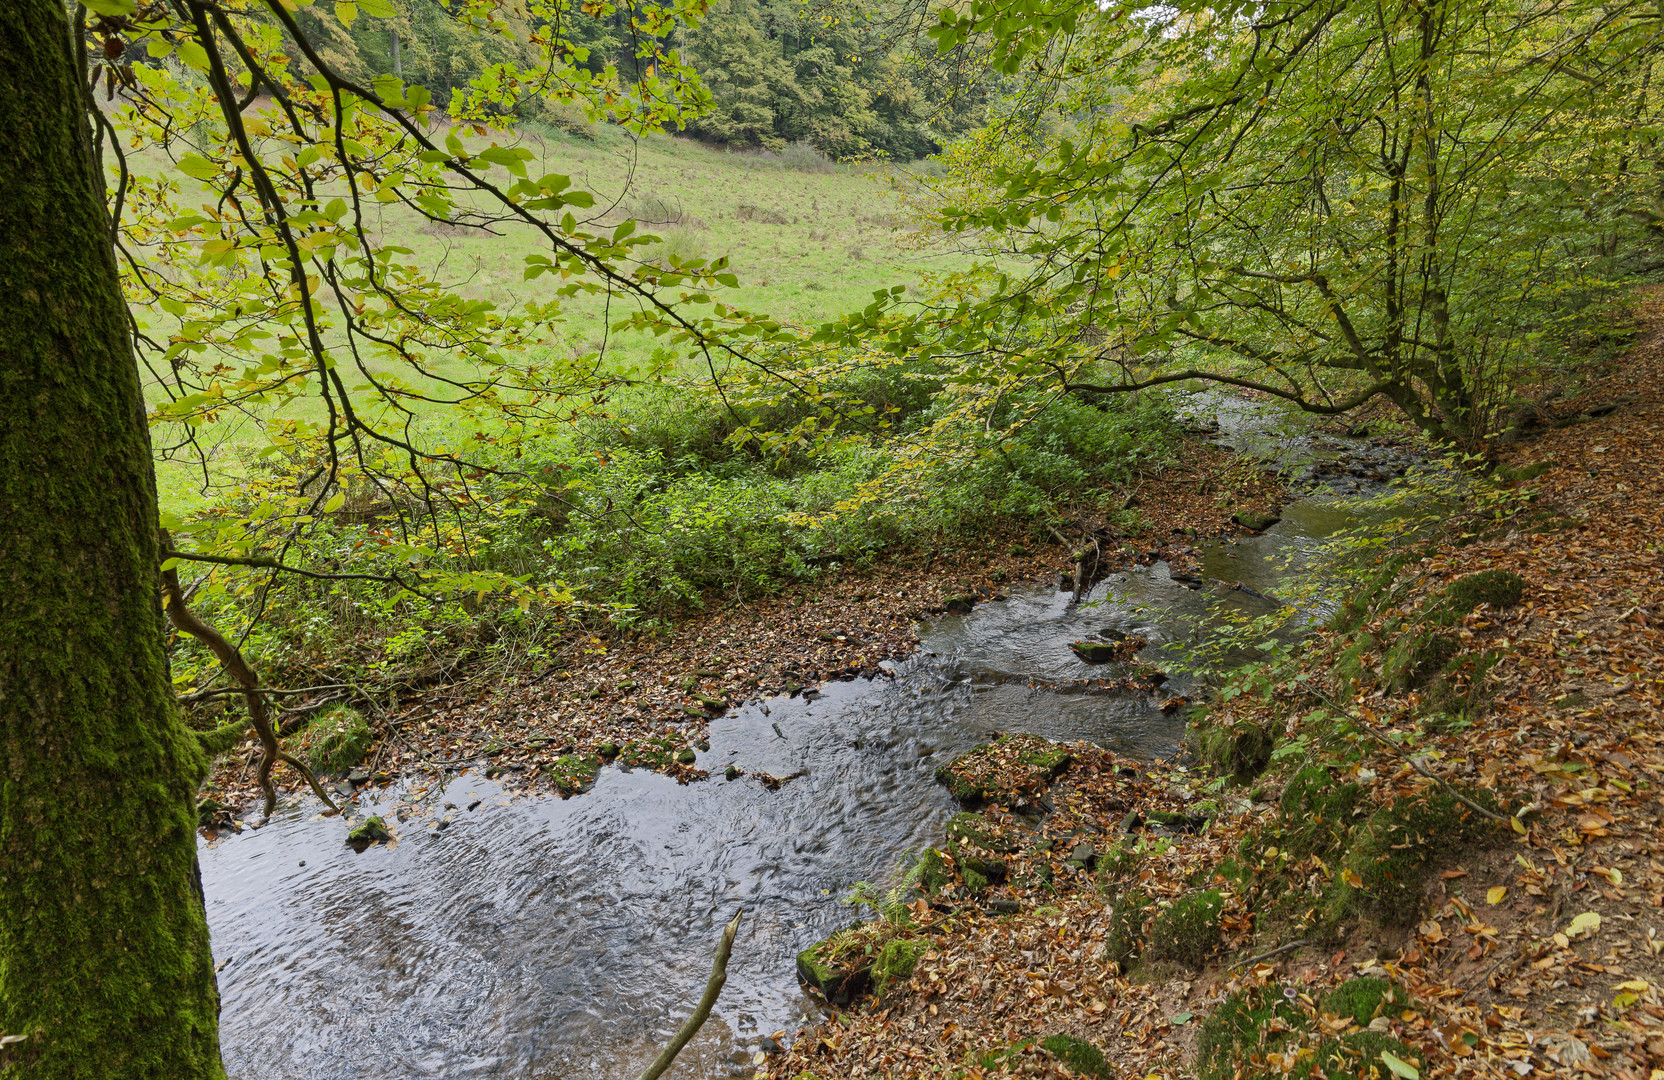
201;403;1394;1079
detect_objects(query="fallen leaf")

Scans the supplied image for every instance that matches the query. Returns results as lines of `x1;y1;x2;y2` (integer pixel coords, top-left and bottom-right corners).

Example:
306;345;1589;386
1567;911;1601;938
1381;1050;1421;1079
1487;886;1508;905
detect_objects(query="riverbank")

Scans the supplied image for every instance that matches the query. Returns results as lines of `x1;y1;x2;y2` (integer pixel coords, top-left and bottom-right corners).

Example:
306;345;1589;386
198;429;1289;819
763;293;1664;1079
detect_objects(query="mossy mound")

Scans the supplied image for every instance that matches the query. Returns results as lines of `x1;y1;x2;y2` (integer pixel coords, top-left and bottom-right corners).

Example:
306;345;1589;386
1277;767;1363;858
346;815;391;848
1041;1033;1115;1079
1431;570;1525;623
1197;985;1305;1080
549;753;601;796
1321;977;1410;1027
1103;890;1150;971
1191;711;1274;782
945;811;1019;853
1145;889;1224;968
293;706;373;773
919;847;955;894
934;734;1073;805
1327;788;1503;927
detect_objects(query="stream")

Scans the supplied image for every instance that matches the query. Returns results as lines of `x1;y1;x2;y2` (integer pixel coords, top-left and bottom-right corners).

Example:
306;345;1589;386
199;397;1418;1079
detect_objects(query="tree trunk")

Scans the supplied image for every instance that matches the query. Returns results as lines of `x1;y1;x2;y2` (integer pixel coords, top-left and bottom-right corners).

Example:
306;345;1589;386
0;3;225;1077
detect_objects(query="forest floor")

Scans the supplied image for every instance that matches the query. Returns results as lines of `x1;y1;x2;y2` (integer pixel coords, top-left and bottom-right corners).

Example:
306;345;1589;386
759;288;1664;1079
201;431;1287;808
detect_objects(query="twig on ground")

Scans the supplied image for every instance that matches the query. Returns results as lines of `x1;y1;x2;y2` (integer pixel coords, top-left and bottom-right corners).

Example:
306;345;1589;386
1228;939;1311;969
1308;690;1510;824
638;909;744;1080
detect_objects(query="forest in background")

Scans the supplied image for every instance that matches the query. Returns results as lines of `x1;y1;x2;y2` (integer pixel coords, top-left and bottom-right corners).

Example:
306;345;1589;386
291;0;989;158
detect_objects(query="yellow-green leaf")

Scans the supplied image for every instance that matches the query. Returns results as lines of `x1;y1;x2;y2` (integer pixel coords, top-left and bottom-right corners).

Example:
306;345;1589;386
1567;911;1601;938
177;39;210;72
1486;886;1507;905
1380;1051;1419;1080
358;0;396;17
335;0;358;24
324;492;346;513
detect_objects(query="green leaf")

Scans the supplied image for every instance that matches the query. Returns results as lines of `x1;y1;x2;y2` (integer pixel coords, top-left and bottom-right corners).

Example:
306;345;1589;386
176;39;210;72
324;492;346;513
334;0;358;25
83;0;138;14
1380;1051;1419;1080
358;0;396;16
177;154;219;181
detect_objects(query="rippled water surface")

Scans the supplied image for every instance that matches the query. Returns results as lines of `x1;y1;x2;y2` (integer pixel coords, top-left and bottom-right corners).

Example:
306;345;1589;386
202;403;1395;1079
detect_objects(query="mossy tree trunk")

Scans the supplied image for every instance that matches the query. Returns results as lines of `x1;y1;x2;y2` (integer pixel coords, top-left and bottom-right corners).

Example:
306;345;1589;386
0;2;225;1077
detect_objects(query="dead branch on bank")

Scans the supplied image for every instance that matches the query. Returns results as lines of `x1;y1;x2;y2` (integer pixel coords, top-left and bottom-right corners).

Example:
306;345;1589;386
638;909;744;1080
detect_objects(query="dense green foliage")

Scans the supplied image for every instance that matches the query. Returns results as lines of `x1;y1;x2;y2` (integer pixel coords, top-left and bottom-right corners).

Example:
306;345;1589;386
839;0;1664;448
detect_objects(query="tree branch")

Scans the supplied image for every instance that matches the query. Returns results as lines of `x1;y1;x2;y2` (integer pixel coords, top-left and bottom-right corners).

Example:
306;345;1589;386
638;909;744;1080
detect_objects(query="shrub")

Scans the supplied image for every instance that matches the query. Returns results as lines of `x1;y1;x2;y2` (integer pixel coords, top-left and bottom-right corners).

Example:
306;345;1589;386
293;706;372;773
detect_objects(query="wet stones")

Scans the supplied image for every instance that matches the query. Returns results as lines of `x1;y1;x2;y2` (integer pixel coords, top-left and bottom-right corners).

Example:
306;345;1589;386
345;815;391;851
1231;509;1282;533
796;932;872;1006
1069;632;1145;664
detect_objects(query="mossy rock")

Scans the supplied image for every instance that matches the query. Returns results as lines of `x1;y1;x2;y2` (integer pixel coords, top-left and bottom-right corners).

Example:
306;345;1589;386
293;706;373;773
796;931;872;1006
919;847;955;895
346;815;391;847
549;753;601;796
196;797;228;828
945;812;1018;853
1232;509;1282;532
1145;889;1224;968
871;937;929;996
1325;788;1503;927
1430;570;1525;624
934;733;1072;806
1103;890;1150;971
1041;1034;1114;1079
617;735;680;770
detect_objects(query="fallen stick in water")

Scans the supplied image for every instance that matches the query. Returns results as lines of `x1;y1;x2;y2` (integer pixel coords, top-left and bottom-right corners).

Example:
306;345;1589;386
638;909;744;1080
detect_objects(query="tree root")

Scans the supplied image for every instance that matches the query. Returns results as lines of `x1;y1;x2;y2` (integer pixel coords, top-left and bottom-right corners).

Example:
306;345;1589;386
161;550;337;818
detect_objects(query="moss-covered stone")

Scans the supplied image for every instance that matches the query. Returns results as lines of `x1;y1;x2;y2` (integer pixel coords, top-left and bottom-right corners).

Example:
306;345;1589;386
945;812;1018;853
919;847;955;894
1191;712;1274;782
871;937;928;997
796;931;872;1006
1145;889;1224;968
549;753;601;796
617;735;680;770
294;706;373;773
1041;1033;1115;1079
934;733;1072;805
346;815;392;846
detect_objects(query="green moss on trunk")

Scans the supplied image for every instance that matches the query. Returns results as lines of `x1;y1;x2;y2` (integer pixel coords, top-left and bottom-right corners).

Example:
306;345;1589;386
0;4;224;1075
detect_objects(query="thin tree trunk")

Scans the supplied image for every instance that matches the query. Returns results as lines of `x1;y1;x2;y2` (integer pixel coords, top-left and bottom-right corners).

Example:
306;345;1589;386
0;2;225;1077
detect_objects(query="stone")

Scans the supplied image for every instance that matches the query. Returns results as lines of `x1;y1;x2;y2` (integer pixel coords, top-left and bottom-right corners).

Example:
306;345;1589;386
1231;509;1282;532
725;765;742;781
944;594;977;614
1069;640;1121;663
985;898;1020;914
1067;841;1098;870
676;748;698;764
346;815;392;848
